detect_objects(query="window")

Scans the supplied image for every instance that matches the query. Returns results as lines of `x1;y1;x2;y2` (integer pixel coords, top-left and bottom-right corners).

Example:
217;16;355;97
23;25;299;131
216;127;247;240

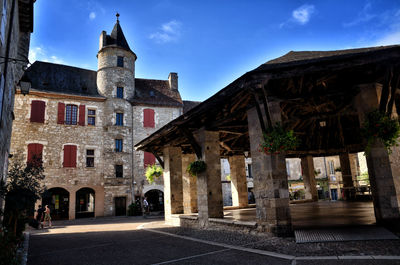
116;113;123;126
328;161;335;175
115;139;123;152
30;100;45;123
63;145;77;168
117;87;124;98
144;152;155;168
27;143;43;166
115;165;123;178
247;164;252;178
87;109;96;126
65;104;78;125
117;56;124;67
86;149;94;168
143;108;155;128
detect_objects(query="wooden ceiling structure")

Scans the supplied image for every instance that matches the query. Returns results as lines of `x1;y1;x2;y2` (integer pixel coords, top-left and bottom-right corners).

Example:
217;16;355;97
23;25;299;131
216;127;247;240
135;45;400;160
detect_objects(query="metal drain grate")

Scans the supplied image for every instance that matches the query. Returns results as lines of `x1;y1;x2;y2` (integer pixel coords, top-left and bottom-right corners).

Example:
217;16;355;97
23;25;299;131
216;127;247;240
294;226;398;243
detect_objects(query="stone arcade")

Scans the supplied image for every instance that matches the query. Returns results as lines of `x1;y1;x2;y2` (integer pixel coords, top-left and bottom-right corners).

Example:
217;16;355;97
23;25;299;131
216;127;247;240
10;16;192;219
135;45;400;236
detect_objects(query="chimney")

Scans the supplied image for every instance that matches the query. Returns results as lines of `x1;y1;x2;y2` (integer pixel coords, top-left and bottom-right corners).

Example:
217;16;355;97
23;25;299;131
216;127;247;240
99;31;107;51
168;72;178;90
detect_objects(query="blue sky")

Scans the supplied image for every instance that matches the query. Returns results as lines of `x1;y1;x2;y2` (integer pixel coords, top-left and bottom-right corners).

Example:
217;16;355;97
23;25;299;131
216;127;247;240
29;0;400;101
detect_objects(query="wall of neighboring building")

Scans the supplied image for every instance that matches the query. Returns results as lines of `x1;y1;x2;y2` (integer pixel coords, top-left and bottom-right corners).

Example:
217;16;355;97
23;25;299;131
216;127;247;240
132;105;182;197
11;93;109;218
0;0;32;215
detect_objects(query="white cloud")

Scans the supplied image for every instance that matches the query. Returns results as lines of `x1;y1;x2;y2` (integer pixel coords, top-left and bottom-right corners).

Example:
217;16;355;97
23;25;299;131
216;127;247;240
292;4;315;25
375;30;400;46
150;20;182;43
28;46;65;65
89;12;96;20
343;2;376;27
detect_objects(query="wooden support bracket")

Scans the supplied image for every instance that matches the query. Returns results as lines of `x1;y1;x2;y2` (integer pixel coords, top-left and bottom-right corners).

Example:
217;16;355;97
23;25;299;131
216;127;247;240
250;88;267;134
179;127;202;159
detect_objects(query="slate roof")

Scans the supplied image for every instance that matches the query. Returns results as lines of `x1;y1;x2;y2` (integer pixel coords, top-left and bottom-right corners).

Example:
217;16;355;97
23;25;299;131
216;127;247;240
183;100;201;113
22;61;103;98
22;61;183;107
104;20;132;52
256;45;400;71
131;79;183;107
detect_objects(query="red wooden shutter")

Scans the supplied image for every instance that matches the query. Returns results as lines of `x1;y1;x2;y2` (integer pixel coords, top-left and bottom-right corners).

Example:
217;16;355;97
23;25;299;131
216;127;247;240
143;109;155;128
57;102;65;124
78;105;85;126
30;101;45;123
144;152;155;168
27;143;43;165
64;145;77;167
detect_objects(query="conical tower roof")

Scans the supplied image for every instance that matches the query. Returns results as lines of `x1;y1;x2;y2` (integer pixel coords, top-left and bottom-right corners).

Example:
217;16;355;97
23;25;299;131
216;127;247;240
110;18;131;51
101;13;133;54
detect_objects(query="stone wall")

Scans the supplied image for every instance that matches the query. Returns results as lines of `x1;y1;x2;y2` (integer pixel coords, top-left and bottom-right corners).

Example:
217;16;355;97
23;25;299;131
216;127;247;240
132;105;182;196
0;0;32;215
11;92;133;218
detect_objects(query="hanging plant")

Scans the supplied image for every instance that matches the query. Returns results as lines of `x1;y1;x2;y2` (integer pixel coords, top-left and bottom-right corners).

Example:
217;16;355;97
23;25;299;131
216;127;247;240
258;123;299;155
187;160;206;176
361;109;400;154
145;164;163;184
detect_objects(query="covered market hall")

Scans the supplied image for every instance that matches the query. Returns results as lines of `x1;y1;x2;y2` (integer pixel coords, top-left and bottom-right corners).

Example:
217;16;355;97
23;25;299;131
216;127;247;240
135;45;400;236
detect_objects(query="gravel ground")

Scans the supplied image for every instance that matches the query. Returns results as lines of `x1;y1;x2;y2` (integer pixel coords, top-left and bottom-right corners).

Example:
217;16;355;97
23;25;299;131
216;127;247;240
145;222;400;257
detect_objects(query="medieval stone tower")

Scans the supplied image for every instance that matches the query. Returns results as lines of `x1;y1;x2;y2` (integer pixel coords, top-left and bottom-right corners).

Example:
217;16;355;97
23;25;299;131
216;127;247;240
96;14;136;215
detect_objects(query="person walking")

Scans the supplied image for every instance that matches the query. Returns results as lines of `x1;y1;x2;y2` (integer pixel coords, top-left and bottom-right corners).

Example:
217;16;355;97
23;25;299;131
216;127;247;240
36;205;44;229
43;205;52;228
143;197;149;215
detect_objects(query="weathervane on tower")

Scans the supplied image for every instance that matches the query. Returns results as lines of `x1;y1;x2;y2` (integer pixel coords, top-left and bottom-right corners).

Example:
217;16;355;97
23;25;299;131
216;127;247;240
116;12;120;22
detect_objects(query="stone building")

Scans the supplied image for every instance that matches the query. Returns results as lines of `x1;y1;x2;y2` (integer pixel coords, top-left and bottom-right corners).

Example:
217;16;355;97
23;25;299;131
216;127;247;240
10;16;185;219
0;0;34;216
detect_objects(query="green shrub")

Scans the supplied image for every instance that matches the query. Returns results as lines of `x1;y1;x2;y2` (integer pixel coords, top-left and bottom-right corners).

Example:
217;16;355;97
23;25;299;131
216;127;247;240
187;161;206;176
127;203;142;216
145;165;163;184
259;123;299;154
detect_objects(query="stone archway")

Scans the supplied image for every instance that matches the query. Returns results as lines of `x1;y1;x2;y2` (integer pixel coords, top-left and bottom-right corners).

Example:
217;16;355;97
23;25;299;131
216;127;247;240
144;189;164;212
42;187;70;220
75;188;95;219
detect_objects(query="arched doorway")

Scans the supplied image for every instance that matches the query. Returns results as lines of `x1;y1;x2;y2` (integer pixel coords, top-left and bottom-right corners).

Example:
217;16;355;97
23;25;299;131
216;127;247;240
42;188;69;220
144;189;164;212
75;188;95;219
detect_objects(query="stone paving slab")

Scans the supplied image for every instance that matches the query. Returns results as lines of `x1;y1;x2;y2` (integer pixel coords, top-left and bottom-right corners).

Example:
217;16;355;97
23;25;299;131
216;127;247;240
295;226;398;243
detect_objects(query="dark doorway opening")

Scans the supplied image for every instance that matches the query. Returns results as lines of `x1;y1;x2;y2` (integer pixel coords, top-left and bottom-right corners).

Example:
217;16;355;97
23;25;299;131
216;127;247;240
144;190;164;212
115;197;126;216
75;188;95;218
42;188;70;220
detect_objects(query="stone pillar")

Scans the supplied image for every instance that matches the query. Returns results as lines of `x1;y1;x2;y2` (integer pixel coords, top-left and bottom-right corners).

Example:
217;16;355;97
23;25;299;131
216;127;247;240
163;146;183;220
301;156;318;201
247;106;292;236
195;129;223;228
182;153;198;213
339;153;356;200
69;189;76;220
366;141;400;224
355;83;400;225
229;155;248;207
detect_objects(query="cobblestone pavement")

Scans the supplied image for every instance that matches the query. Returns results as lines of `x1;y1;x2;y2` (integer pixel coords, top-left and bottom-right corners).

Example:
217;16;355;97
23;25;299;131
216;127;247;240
27;217;400;265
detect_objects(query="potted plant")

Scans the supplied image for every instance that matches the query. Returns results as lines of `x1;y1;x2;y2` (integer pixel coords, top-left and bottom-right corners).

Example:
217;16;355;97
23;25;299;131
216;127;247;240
145;164;163;184
187;160;206;176
258;123;299;155
361;109;400;154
